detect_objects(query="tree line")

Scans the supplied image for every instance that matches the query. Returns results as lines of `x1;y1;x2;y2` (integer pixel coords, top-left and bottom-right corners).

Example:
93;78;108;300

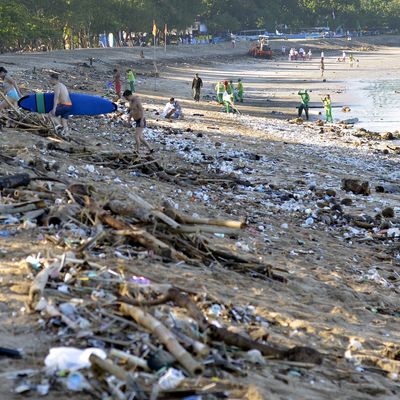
1;0;400;52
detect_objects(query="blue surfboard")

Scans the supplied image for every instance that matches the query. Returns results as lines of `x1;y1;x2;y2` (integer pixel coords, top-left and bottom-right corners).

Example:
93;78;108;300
18;92;117;116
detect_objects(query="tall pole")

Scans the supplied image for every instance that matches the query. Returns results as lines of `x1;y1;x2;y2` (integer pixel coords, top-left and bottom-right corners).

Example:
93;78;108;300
153;21;157;91
164;24;167;53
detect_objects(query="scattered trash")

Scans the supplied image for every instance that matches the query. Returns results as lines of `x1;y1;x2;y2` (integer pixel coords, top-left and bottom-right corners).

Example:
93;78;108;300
158;368;185;390
44;347;107;372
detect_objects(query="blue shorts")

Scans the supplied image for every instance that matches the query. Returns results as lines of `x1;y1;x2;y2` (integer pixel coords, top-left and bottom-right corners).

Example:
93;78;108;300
55;104;73;119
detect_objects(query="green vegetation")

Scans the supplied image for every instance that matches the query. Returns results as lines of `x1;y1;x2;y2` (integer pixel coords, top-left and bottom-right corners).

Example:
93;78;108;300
0;0;399;51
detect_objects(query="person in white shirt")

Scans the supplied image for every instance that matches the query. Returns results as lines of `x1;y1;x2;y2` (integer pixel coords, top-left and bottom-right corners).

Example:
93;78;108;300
163;97;183;119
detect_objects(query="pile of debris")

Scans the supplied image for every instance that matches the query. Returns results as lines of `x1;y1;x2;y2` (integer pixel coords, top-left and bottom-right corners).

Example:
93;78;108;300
0;172;322;398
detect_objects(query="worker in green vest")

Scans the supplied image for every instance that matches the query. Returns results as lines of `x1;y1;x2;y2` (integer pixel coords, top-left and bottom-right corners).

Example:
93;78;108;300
223;90;235;113
227;80;235;96
237;79;244;102
215;81;225;104
126;69;136;93
322;94;333;122
297;89;310;120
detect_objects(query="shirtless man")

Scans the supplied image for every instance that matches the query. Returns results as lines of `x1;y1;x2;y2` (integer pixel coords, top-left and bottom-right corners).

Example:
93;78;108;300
49;73;72;135
0;67;22;110
123;90;153;153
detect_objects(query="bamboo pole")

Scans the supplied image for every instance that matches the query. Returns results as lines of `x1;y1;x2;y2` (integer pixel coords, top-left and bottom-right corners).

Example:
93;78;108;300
109;349;149;371
120;303;204;375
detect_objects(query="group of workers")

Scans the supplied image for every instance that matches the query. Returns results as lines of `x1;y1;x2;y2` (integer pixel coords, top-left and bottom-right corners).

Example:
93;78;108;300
298;89;333;123
215;79;244;113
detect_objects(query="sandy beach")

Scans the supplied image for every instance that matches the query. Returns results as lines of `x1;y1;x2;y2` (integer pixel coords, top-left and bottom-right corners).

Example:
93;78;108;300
1;36;400;399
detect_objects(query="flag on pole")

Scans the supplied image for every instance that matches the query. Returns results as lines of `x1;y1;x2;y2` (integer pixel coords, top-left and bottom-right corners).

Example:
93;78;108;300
152;21;157;37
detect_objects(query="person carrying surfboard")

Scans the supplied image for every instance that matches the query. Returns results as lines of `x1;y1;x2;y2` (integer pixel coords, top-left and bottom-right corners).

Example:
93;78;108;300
123;90;154;154
49;73;72;135
0;67;22;111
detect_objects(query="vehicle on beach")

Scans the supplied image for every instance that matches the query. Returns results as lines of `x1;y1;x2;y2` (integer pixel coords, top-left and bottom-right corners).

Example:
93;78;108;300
248;35;272;59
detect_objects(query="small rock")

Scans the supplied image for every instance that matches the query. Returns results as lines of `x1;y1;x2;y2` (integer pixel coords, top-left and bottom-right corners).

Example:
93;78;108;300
381;132;394;140
341;198;353;206
326;189;336;197
215;142;222;147
342;178;370;195
382;207;395;218
331;204;343;213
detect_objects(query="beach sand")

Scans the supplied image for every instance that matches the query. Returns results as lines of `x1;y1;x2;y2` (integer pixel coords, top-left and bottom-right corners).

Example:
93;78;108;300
0;37;400;399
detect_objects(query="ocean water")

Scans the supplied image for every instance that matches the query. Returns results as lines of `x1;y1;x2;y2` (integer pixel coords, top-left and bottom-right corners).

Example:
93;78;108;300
346;79;400;133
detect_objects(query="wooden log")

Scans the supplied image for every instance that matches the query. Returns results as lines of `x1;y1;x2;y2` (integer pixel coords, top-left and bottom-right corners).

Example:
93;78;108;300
128;193;181;229
163;200;244;229
107;199;151;222
45;303;78;330
120;303;204;375
0;173;31;190
173;225;241;235
46;141;90;153
109;349;149;371
2;189;57;201
0;200;46;215
171;328;210;357
124;288;323;363
28;267;52;310
89;354;140;392
43;204;81;226
99;212;183;260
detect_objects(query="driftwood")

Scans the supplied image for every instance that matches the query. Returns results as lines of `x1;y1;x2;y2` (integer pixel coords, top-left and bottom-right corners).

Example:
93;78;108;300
171;328;210;357
127;193;181;229
89;354;142;393
120;288;323;364
43;204;81;226
120;303;204;375
163;200;244;229
107;199;151;222
0;199;46;215
99;212;185;260
0;173;31;190
3;189;57;201
109;349;149;371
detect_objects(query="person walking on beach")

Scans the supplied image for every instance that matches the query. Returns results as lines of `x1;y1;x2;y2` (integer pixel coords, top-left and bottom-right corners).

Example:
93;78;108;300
192;73;203;102
298;89;310;120
113;68;121;99
322;94;333;123
237;79;244;102
0;67;21;110
49;73;72;135
123;90;154;153
126;69;136;92
349;54;355;68
320;59;325;78
215;81;224;104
